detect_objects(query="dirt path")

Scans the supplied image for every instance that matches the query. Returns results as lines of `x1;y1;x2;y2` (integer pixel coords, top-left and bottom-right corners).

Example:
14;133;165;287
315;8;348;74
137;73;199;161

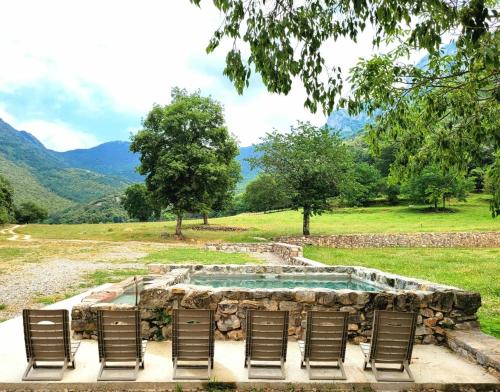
0;225;31;241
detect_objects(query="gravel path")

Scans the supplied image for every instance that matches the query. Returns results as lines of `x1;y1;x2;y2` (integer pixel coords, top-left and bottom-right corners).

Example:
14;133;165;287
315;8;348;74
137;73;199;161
0;259;144;319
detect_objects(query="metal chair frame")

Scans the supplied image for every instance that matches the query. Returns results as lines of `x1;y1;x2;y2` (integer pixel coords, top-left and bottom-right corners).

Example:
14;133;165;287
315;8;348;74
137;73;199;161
361;310;417;382
299;311;349;380
22;309;80;381
244;310;289;380
96;309;146;381
172;309;215;380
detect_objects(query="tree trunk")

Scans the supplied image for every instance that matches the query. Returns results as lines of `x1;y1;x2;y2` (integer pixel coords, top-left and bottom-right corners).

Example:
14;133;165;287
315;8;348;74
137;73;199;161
203;212;209;225
434;200;438;210
303;207;311;236
175;213;183;237
442;195;446;210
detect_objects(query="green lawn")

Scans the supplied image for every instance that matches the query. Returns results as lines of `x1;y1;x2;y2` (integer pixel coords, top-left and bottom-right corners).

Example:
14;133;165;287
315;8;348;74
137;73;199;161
18;195;498;243
142;247;260;264
304;246;500;338
85;269;149;286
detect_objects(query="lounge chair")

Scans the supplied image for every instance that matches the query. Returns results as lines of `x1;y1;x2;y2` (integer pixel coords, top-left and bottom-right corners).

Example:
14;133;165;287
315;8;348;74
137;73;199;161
172;309;214;380
96;309;146;381
299;311;348;380
22;309;80;381
361;310;417;382
244;310;289;379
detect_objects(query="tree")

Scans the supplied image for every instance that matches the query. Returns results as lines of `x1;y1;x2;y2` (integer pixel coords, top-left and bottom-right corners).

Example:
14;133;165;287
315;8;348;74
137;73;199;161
251;122;353;235
243;174;292;212
0;175;15;224
122;184;159;222
190;0;499;215
130;88;239;236
190;1;497;111
343;162;383;207
485;155;500;217
402;167;473;210
15;202;48;224
469;167;486;193
199;159;240;225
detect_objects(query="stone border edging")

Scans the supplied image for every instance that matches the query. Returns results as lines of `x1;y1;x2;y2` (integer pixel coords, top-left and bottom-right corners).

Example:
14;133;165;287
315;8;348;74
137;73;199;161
275;231;500;248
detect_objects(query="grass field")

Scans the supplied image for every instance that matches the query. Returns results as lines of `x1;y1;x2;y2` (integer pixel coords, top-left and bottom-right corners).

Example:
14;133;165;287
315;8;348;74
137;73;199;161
304;246;500;338
17;195;498;243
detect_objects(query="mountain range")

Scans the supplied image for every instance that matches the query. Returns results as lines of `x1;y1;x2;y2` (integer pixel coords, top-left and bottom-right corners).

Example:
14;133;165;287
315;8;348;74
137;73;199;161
0;109;369;220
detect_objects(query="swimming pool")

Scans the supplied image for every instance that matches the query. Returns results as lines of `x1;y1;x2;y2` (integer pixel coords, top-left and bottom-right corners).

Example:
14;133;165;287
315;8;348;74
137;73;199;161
188;273;382;291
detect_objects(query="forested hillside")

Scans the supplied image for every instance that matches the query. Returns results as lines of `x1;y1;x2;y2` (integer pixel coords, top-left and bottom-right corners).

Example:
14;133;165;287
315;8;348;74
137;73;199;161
0;119;130;212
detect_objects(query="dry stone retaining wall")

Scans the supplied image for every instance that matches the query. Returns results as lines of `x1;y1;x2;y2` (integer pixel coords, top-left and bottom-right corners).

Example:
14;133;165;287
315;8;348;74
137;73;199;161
276;231;500;248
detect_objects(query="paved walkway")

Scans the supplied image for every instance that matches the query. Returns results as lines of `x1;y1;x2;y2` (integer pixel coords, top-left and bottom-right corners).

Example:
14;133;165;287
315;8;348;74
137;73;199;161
0;291;497;390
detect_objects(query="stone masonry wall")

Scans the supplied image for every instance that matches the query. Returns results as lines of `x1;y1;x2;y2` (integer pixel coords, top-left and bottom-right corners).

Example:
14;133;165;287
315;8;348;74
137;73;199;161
138;282;481;346
205;243;273;253
276;231;500;248
135;264;481;347
270;242;302;263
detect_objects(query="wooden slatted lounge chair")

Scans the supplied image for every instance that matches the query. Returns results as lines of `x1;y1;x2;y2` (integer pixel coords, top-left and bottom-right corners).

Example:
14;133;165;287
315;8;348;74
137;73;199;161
172;309;214;380
360;310;417;382
22;309;80;381
244;310;289;379
96;309;146;381
298;311;348;380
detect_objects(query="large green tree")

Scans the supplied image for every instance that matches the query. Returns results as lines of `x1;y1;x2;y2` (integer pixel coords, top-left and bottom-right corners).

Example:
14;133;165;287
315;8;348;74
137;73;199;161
15;202;48;224
251;122;353;235
199;159;240;224
402;166;473;210
190;0;499;214
243;173;292;212
130;88;239;236
122;184;159;222
0;175;15;224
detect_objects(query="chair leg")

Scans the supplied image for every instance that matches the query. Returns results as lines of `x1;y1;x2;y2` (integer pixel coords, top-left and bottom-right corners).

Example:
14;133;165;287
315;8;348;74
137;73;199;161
22;358;68;381
97;359;139;381
370;359;414;382
173;358;211;380
248;358;285;380
306;358;346;380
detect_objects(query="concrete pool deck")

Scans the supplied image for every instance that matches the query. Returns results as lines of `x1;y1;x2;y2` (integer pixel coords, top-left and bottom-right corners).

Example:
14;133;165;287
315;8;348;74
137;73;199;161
0;288;498;391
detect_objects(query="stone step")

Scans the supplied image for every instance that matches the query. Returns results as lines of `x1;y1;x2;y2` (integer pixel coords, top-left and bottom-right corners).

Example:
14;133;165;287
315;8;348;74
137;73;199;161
446;328;500;378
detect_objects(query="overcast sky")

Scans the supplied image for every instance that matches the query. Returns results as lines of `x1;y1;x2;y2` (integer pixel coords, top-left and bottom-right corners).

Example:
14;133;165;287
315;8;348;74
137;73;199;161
0;0;381;151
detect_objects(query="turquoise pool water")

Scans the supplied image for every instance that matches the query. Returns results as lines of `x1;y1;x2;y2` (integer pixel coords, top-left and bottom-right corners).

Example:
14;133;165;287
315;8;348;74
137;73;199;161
189;274;381;291
110;283;143;304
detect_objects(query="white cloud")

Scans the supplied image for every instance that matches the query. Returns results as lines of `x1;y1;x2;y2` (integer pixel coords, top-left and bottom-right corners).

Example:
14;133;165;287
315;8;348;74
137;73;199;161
0;104;100;151
18;119;100;151
0;0;380;148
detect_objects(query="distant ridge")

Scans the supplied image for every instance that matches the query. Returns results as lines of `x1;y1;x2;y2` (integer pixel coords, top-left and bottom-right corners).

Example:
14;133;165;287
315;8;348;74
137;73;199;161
0;118;130;212
57;141;142;182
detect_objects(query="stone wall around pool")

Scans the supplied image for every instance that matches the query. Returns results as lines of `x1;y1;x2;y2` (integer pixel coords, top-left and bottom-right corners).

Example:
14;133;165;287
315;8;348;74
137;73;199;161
71;263;482;351
136;264;481;347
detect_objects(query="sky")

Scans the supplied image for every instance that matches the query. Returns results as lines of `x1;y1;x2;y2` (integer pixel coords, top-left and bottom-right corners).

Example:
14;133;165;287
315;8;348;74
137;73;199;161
0;0;381;151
